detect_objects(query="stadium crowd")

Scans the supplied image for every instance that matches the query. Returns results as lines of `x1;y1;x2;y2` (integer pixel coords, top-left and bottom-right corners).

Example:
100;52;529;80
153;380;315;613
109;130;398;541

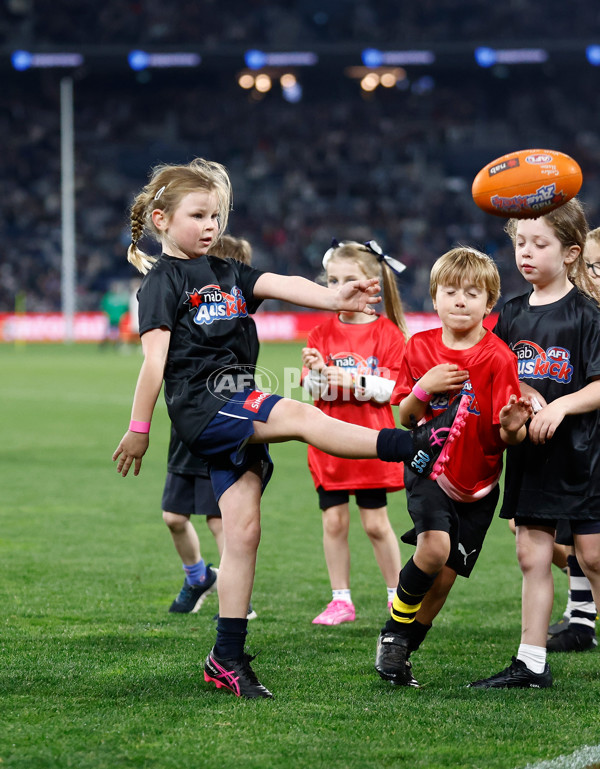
3;0;599;47
3;2;600;315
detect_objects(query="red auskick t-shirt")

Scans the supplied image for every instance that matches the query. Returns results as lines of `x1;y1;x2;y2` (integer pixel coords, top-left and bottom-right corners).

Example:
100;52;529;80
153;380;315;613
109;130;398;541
392;328;520;497
303;315;406;492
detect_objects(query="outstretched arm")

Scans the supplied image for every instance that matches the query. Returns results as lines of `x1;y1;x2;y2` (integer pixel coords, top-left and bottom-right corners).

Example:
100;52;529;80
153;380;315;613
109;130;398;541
112;327;170;476
254;273;381;315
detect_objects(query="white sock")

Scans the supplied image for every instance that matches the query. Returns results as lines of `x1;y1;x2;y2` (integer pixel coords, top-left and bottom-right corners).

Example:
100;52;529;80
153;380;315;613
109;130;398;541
387;587;396;603
517;643;547;674
564;590;574;619
332;589;352;604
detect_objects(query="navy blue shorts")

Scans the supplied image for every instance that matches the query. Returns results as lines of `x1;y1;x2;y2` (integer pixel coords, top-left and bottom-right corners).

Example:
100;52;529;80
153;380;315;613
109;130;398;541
161;472;221;518
317;486;388;511
190;389;283;502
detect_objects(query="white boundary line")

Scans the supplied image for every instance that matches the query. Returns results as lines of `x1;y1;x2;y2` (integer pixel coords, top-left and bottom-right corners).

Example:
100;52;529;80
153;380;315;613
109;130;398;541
521;745;600;769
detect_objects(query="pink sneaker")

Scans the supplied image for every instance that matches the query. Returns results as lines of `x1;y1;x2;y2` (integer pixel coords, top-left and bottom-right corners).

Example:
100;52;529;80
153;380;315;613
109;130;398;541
312;600;356;625
387;601;393;612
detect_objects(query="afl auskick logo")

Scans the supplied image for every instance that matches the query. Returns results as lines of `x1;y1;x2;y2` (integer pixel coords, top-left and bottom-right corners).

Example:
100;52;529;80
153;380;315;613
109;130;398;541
491;183;565;213
526;153;553;165
512;339;573;384
185;283;248;325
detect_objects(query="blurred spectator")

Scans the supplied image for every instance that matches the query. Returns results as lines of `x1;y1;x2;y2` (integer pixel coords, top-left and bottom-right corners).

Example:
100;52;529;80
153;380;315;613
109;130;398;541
4;0;598;47
100;280;130;347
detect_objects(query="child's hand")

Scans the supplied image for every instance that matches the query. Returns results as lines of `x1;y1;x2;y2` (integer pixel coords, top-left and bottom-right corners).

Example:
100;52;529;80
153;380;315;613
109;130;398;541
528;399;567;444
112;431;150;476
519;382;546;413
419;364;469;395
499;394;533;440
302;347;326;371
334;278;381;315
325;366;354;390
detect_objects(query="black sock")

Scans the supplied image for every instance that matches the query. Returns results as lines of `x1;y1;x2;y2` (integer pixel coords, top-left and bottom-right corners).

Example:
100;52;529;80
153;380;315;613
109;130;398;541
407;620;432;654
214;617;248;660
376;428;412;463
384;557;437;633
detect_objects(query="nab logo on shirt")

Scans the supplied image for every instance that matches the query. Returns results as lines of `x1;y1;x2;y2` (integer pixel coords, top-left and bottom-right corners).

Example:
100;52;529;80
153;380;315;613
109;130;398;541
328;351;378;376
185;284;248;325
513;339;573;384
243;390;271;412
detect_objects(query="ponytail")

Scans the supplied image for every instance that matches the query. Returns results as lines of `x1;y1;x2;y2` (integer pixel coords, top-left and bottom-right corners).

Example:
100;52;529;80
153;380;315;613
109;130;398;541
381;263;409;340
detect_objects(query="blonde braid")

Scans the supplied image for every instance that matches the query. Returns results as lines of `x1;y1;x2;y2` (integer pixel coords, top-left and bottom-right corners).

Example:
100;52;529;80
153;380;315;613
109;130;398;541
127;194;157;275
125;158;233;276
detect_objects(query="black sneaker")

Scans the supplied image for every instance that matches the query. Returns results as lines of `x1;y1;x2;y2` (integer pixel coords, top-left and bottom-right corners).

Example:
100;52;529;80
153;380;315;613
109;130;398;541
168;565;218;613
404;659;421;688
375;631;417;686
547;626;598;653
468;657;552;689
409;394;469;480
547;614;570;637
204;649;273;699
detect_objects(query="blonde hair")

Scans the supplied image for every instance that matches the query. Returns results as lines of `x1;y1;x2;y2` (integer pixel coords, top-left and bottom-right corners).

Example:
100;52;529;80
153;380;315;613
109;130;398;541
208;234;252;265
325;241;409;339
505;198;600;306
586;226;600;250
430;247;501;309
127;158;233;275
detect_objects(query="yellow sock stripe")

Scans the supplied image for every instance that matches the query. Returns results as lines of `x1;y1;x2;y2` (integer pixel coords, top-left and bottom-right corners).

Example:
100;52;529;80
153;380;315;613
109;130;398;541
391;594;421;623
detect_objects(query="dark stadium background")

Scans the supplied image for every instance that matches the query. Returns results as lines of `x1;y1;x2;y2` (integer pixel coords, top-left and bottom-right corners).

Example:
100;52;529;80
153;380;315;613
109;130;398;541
2;0;600;316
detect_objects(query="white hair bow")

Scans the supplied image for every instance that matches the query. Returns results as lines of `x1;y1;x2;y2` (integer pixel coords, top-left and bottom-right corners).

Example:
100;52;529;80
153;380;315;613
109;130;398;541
322;238;407;276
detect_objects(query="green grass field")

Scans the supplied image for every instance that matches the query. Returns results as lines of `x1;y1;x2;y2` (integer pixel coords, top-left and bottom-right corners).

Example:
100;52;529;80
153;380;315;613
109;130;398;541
1;342;599;769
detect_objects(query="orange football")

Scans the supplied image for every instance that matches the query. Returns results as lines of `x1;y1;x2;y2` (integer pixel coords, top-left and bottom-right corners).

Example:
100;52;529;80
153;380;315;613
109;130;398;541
472;149;582;219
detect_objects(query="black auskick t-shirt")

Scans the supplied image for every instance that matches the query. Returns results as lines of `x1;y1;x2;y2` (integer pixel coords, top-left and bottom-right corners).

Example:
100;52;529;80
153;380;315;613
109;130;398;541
494;287;600;519
166;316;260;475
138;253;264;448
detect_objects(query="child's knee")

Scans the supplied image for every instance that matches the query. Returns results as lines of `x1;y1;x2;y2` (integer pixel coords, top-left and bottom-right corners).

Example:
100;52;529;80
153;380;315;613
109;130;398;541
576;549;600;577
322;506;348;538
416;532;450;572
361;511;389;540
163;511;189;533
226;517;262;552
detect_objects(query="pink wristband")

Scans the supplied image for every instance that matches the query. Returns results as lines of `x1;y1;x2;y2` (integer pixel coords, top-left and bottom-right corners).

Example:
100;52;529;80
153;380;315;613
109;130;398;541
412;383;431;403
129;420;151;433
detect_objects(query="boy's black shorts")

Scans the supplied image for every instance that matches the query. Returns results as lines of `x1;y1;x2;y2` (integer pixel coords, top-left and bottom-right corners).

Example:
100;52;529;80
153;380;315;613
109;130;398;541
403;468;500;578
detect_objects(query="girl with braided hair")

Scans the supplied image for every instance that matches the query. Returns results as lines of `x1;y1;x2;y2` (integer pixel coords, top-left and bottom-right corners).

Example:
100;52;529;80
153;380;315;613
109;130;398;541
113;157;467;699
